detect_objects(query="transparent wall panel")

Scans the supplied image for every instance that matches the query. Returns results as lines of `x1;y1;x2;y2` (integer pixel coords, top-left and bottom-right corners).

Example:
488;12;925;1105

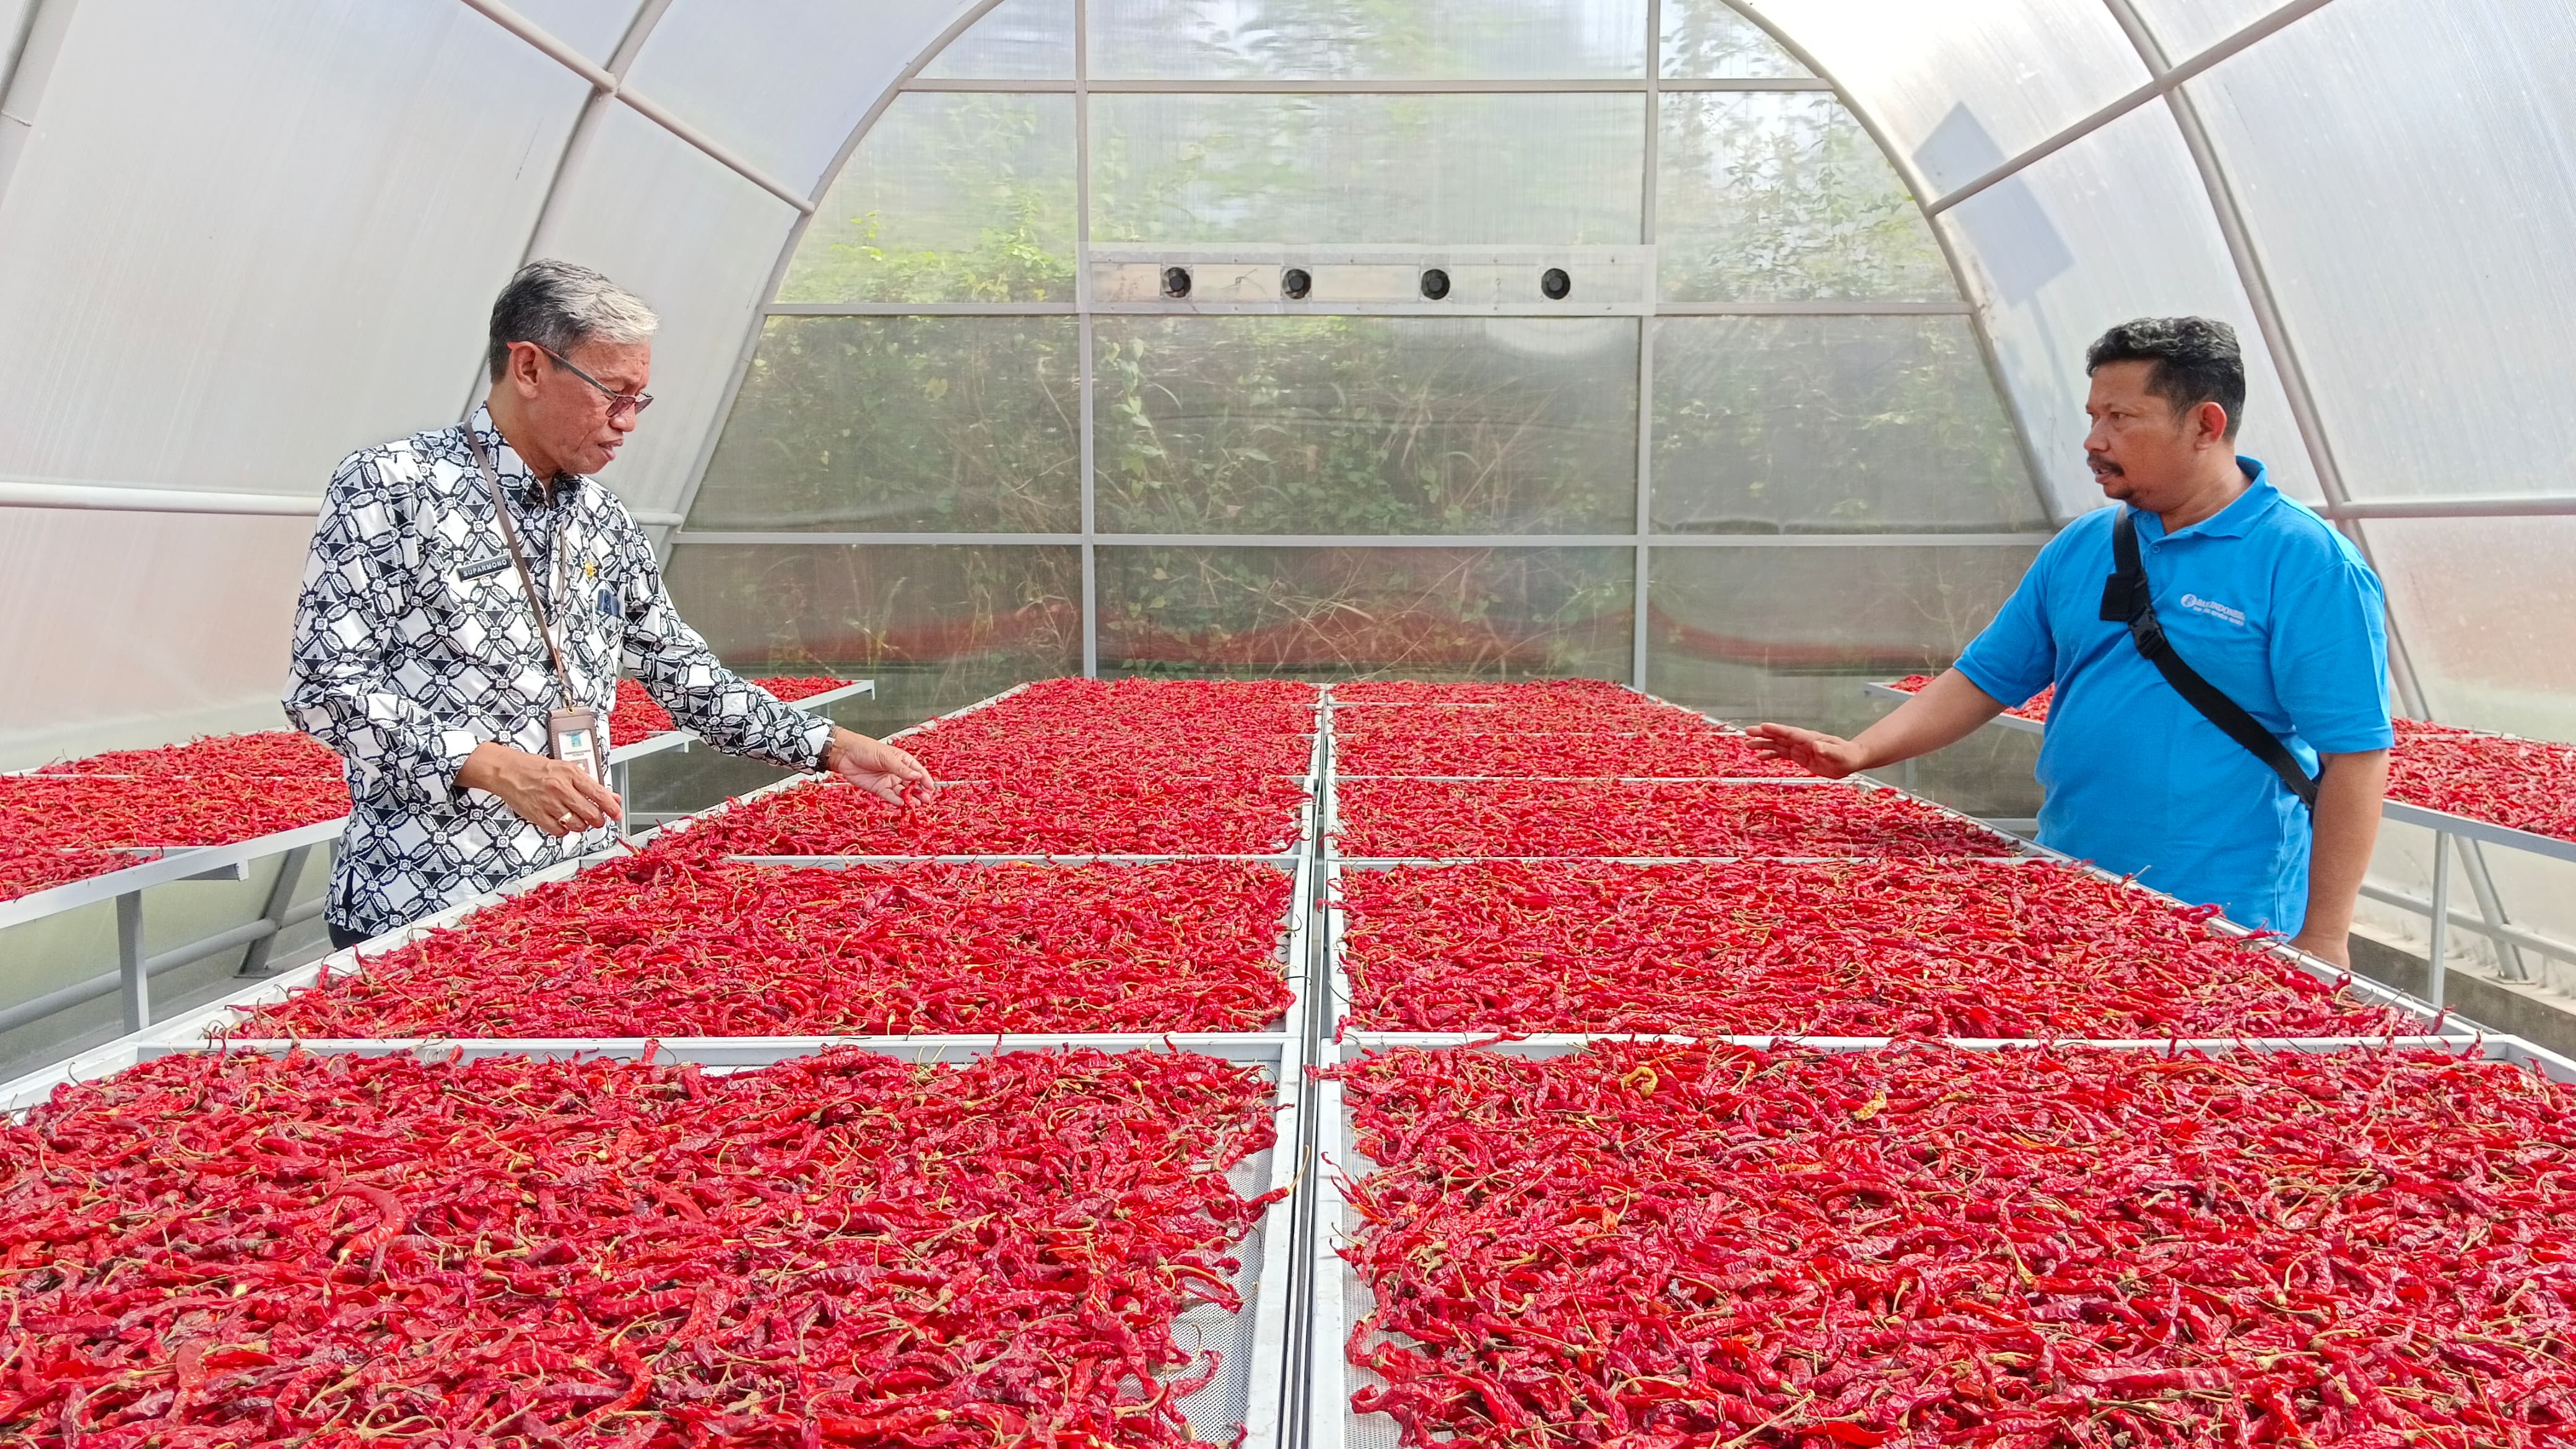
531;105;801;515
625;0;921;186
690;316;1082;533
2131;0;2281;64
1656;92;1952;302
1089;0;1645;80
1648;542;2037;673
1652;316;2045;534
1646;541;2042;796
1097;546;1633;677
919;0;1076;79
0;0;585;493
1094;316;1638;536
1660;0;1809;79
2365;518;2576;742
2189;0;2576;502
1745;0;2148;195
1939;103;2318;518
1092;92;1643;246
666;542;1083;676
0;510;316;768
779;92;1076;304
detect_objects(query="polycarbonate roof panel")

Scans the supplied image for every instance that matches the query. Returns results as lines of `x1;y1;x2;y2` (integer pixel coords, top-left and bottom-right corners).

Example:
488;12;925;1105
2188;0;2576;502
0;0;584;492
2128;0;2282;64
1089;0;1648;79
622;0;939;188
1659;0;1809;79
505;0;644;64
529;103;801;516
1938;102;2319;519
1741;0;2151;196
918;0;1076;79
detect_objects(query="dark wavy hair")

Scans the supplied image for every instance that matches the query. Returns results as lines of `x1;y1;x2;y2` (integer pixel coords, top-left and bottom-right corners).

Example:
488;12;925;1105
2086;316;2247;440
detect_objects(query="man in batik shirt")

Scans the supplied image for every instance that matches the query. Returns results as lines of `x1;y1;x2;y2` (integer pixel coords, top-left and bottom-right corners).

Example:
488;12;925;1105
286;259;931;946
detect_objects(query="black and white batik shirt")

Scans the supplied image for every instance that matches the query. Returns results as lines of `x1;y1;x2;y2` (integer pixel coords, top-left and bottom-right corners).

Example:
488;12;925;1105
286;404;831;939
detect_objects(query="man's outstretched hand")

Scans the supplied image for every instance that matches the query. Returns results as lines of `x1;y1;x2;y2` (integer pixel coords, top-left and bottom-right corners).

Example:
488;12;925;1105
821;727;937;806
1745;723;1873;780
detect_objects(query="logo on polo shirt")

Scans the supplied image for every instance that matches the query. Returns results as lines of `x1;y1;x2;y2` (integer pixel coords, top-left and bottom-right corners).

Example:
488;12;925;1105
2178;593;2247;627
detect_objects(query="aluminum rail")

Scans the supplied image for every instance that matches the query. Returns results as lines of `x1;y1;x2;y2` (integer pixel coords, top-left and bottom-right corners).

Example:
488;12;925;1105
0;476;682;526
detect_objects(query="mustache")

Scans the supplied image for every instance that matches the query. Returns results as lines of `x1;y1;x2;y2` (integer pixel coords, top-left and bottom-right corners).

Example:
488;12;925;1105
2087;456;2125;476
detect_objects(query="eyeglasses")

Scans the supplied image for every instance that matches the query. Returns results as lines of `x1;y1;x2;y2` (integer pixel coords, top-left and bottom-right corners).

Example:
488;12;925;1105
534;343;654;420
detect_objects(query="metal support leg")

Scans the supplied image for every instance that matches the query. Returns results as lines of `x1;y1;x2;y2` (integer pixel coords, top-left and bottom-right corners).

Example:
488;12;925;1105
612;759;632;839
237;844;314;977
2456;840;2530;982
116;890;147;1032
2426;832;2452;1014
1900;757;1918;794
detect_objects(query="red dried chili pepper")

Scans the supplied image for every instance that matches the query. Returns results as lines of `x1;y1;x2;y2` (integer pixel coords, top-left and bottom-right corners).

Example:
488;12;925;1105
1334;1041;2576;1449
1333;779;2014;859
1338;858;2395;1039
240;856;1297;1038
1890;672;2053;721
0;1045;1282;1447
2385;718;2576;843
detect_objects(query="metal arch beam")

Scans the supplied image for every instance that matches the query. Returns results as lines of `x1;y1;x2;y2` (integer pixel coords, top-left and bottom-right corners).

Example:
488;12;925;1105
2089;0;2428;718
1728;1;2062;529
450;0;811;214
463;0;681;421
659;0;1015;563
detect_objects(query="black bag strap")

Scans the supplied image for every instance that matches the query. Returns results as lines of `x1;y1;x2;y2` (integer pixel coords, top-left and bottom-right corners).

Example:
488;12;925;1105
2100;508;2320;811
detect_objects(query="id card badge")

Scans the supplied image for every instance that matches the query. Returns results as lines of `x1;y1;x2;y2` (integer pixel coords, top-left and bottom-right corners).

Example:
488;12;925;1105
548;707;606;783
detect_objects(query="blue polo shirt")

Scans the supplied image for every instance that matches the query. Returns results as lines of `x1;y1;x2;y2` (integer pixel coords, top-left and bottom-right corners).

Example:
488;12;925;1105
1954;459;2392;932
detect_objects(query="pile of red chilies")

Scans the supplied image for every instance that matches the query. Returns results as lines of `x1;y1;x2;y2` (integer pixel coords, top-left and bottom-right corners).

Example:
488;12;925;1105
1334;703;1699;738
905;728;1313;782
1891;674;2053;723
37;731;344;780
611;679;677;741
240;855;1296;1038
0;1045;1282;1447
2387;718;2576;842
2;731;351;900
1338;859;2394;1038
610;676;855;746
669;774;1312;859
1334;681;1645;705
1334;780;2014;859
1334;731;1802;780
0;773;352;902
1337;1041;2576;1448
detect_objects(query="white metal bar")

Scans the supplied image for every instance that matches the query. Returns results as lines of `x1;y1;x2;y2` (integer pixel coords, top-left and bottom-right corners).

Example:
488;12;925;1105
1632;0;1659;690
2426;834;2452;1012
2357;881;2575;965
2322;495;2576;521
0;476;681;525
1925;0;2339;218
2381;801;2576;865
235;843;316;977
677;530;2055;549
449;0;814;214
113;891;144;1033
907;76;1836;94
1074;0;1099;678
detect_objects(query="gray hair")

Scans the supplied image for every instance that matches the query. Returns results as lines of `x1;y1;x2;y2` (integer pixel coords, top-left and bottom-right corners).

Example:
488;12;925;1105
486;259;659;381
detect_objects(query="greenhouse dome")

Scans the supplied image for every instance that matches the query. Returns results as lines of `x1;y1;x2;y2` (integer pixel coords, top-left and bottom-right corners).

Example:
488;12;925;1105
2;0;2575;1439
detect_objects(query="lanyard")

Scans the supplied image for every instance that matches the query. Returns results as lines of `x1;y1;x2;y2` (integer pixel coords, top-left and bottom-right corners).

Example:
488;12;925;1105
466;432;580;713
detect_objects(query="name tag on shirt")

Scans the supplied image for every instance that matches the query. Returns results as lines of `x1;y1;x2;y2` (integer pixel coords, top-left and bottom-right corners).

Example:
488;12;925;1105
597;585;619;618
457;553;511;581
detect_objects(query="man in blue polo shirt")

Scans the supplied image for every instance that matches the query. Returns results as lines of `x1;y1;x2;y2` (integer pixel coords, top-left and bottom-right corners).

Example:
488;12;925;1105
1750;317;2392;966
